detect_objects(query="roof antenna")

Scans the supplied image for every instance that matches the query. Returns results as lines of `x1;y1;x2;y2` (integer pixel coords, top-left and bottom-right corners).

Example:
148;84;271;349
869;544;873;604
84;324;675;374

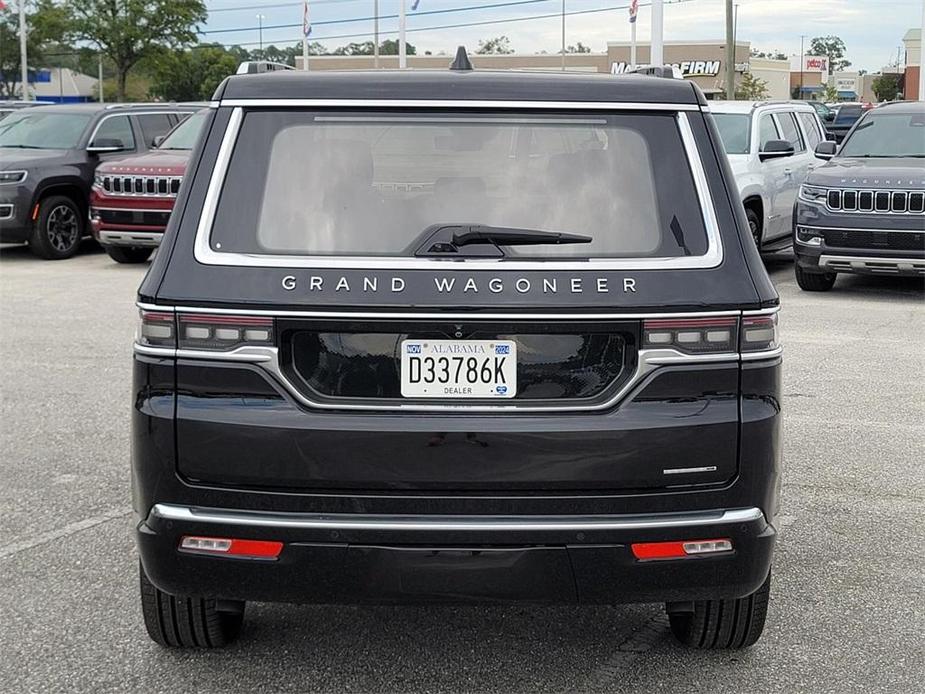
449;46;473;71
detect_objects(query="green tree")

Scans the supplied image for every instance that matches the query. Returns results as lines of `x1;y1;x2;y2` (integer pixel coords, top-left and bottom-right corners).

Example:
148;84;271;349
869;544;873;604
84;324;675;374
871;74;901;102
819;83;839;103
332;39;414;56
735;72;770;100
565;42;591;54
0;0;70;98
148;44;237;101
809;36;851;72
750;48;787;61
69;0;207;101
476;36;514;55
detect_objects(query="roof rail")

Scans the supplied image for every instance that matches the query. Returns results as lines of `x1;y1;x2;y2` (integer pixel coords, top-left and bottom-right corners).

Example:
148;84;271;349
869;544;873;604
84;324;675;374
236;61;295;75
623;65;683;80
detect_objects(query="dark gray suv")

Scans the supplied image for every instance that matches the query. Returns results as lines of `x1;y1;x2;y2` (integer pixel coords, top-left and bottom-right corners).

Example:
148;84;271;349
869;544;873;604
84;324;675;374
0;103;199;259
794;101;925;290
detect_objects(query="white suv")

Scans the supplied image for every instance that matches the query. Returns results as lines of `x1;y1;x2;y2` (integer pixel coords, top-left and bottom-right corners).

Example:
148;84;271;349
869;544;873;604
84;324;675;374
711;101;828;251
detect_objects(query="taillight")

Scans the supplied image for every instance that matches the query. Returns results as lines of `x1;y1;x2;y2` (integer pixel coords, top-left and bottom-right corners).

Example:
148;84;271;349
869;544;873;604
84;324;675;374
177;313;274;351
137;310;175;348
740;313;779;353
631;538;733;560
179;536;283;559
643;317;738;354
643;313;779;355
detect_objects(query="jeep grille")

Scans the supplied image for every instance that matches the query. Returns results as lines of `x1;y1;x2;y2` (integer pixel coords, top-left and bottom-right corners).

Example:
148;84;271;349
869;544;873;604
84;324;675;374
825;188;925;215
99;175;182;197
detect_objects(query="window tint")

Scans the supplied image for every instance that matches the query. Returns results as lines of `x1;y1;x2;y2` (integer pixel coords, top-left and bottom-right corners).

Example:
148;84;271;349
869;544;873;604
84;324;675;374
797;112;823;148
210;110;710;259
137;113;174;147
712;114;750;154
91;115;135;150
775;113;804;152
758;114;779;150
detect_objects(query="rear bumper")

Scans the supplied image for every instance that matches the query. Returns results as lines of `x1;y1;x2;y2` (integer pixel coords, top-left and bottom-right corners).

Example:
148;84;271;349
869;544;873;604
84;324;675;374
138;504;775;605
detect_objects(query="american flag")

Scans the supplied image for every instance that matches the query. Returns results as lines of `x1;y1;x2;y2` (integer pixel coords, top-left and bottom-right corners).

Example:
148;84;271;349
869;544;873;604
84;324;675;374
629;0;638;23
302;0;311;36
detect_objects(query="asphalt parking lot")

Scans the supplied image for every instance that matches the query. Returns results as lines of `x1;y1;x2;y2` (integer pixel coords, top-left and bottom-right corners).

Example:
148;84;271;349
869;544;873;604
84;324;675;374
0;242;922;694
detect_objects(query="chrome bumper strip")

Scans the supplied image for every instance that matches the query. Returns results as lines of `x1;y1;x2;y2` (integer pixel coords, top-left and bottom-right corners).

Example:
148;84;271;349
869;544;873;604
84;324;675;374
151;504;765;533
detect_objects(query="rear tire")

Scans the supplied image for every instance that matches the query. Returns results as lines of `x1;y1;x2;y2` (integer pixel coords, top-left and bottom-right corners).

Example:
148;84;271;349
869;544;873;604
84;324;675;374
668;571;771;649
139;563;245;648
105;246;154;264
745;206;762;250
29;195;84;260
795;264;837;291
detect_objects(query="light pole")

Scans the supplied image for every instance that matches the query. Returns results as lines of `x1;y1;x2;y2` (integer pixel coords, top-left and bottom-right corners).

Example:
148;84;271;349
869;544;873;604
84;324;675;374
374;0;380;68
18;0;29;100
256;14;266;54
800;34;805;101
561;0;566;71
651;0;664;67
724;0;734;99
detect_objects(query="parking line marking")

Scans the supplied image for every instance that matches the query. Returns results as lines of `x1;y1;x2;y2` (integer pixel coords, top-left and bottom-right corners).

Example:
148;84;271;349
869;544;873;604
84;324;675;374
0;508;131;560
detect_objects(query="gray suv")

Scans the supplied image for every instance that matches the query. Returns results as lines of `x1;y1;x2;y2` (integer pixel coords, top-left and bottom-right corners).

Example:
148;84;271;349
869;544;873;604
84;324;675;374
0;103;199;259
794;101;925;290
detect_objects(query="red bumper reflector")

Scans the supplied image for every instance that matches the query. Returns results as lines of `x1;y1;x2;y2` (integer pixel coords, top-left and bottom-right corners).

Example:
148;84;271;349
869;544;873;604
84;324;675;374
180;536;283;559
631;538;733;560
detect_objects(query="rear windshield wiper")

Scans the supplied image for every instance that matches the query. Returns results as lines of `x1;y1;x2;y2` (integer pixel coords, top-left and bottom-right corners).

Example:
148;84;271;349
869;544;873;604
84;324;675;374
414;223;592;257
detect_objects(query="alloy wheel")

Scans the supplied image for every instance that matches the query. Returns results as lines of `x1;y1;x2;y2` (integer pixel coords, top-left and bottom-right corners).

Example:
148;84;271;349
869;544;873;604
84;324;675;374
46;205;79;253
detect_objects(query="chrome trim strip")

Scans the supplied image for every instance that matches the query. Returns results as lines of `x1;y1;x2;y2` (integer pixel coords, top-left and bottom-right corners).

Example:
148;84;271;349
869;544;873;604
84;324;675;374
218;99;701;111
798;224;925;235
740;346;783;361
91;206;172;214
662;466;718;475
133;341;738;413
151;504;764;532
191;107;723;271
86;110;196;150
742;306;780;316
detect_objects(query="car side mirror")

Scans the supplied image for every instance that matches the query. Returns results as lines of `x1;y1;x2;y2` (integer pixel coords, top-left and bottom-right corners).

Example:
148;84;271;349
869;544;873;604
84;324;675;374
824;113;834;122
824;132;837;142
814;141;837;160
152;135;166;148
87;138;126;154
759;139;794;161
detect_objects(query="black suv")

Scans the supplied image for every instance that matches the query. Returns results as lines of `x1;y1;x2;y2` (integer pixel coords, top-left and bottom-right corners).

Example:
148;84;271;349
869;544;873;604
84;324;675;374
795;101;925;290
0;103;199;259
133;59;782;651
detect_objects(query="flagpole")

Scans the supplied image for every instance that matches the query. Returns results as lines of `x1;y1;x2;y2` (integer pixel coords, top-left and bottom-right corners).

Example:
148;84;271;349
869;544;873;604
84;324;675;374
399;0;407;69
651;0;664;67
302;0;310;70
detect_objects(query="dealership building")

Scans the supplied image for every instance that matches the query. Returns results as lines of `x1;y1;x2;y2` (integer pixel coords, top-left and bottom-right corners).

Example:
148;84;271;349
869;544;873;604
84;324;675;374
298;39;794;100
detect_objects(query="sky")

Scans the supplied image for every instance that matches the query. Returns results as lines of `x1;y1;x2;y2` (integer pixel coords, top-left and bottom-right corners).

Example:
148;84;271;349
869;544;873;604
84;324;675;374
200;0;923;72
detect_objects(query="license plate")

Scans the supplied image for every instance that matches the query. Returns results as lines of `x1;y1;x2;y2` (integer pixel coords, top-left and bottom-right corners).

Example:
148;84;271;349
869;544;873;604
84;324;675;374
400;339;517;398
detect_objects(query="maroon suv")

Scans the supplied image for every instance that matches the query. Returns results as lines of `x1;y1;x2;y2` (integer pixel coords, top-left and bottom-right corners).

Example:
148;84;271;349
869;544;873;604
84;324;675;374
90;110;206;263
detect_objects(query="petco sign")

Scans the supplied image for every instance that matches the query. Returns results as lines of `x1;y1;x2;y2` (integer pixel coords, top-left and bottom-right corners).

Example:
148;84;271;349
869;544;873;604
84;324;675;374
611;60;721;77
790;55;829;76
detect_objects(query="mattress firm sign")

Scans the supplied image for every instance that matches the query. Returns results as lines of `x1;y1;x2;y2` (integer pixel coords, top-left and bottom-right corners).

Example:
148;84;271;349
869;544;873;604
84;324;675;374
611;60;721;77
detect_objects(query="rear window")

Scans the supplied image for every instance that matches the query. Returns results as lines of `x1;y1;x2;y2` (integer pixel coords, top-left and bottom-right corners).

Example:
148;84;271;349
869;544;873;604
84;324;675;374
210;110;709;259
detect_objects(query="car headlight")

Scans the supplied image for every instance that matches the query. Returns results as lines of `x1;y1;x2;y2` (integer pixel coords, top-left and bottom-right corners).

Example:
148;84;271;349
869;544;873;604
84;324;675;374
799;184;828;203
0;170;27;185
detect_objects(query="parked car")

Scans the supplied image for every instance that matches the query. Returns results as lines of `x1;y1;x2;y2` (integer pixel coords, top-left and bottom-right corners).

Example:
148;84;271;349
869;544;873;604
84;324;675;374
0;102;201;259
90;110;207;263
711;100;828;251
794;100;925;290
808;100;835;123
824;102;873;143
133;56;782;651
0;100;37;120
